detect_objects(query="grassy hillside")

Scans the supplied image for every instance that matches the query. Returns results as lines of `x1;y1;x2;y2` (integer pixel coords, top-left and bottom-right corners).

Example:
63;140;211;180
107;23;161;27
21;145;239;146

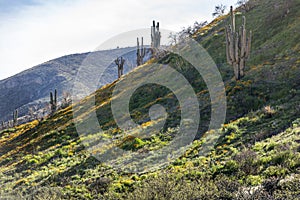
0;0;299;199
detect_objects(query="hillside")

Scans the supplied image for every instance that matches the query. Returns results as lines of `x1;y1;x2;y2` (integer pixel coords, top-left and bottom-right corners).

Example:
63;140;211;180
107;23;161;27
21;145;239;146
0;47;138;123
0;0;299;199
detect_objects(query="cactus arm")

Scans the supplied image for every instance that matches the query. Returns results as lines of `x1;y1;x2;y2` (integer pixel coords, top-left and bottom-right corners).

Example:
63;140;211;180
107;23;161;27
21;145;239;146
50;92;53;105
246;30;252;58
225;26;231;65
229;28;235;64
54;89;57;106
230;6;235;33
240;17;247;58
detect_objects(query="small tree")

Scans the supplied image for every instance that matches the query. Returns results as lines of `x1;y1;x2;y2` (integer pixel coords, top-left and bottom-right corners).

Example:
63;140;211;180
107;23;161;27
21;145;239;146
176;21;207;42
177;27;191;41
237;0;249;11
168;32;178;45
212;4;226;18
61;91;72;109
192;21;208;33
29;106;38;120
237;0;258;12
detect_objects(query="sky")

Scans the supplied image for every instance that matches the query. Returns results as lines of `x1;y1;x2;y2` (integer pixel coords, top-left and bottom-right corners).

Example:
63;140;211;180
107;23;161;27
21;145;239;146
0;0;237;80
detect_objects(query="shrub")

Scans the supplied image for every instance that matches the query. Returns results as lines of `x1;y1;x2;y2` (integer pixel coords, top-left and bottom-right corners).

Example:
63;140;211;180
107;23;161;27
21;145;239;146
271;150;293;167
223;160;239;175
118;136;146;151
0;186;64;200
274;176;300;199
234;149;259;175
214;174;240;198
264;165;288;177
246;175;263;186
212;4;226;18
263;105;276;118
123;173;220;200
262;176;280;196
88;177;111;195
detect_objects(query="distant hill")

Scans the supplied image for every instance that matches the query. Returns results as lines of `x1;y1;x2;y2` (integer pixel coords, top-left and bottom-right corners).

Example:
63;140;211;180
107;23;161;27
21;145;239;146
0;47;150;123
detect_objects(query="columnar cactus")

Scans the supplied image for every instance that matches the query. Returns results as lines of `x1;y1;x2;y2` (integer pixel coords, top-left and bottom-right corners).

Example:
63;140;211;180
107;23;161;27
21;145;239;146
136;37;146;66
151;20;161;53
50;89;57;114
115;57;125;78
13;109;18;126
8;120;12;128
1;121;4;130
54;89;57;106
225;6;252;80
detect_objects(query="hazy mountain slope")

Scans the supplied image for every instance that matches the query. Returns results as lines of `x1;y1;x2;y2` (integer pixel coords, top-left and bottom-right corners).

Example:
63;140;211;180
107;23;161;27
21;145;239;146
0;47;138;122
0;0;299;199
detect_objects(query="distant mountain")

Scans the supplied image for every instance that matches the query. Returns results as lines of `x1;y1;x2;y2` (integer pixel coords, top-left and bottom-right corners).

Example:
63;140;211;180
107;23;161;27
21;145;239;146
0;47;151;122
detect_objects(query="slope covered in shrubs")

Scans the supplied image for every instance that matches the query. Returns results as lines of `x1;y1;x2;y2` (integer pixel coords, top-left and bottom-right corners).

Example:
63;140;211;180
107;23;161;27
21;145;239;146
0;0;299;199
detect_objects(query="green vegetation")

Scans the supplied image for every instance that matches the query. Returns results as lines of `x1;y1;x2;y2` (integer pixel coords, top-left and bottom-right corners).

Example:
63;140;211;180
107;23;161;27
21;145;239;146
0;0;299;199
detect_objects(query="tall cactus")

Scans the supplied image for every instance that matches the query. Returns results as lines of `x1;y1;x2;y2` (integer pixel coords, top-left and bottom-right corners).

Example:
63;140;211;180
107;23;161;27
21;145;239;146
1;121;4;130
13;109;18;126
115;57;125;78
50;89;57;114
8;120;12;128
151;20;161;54
225;6;252;80
136;37;146;66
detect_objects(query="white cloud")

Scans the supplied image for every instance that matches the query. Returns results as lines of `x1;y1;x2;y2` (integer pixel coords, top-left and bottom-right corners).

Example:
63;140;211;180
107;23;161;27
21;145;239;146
0;0;236;80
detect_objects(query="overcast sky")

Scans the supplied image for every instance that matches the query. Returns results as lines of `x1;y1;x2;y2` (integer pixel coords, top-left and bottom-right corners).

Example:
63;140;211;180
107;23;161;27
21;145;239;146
0;0;237;80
